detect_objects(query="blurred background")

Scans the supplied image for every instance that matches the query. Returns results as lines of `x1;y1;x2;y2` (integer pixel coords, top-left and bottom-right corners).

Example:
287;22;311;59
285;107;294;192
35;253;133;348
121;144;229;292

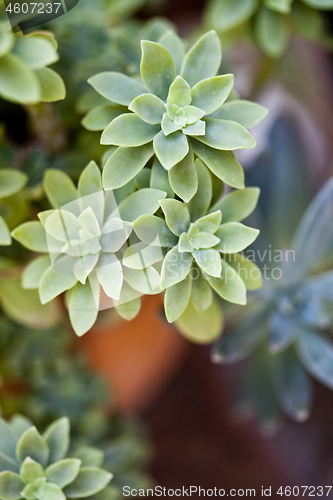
1;0;333;496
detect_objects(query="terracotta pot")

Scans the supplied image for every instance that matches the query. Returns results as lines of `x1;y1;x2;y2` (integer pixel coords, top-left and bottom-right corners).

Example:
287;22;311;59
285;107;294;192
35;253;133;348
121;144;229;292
77;294;189;414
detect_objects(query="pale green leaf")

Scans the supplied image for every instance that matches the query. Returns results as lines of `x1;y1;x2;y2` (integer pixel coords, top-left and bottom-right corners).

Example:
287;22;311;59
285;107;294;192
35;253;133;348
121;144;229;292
178;233;193;252
211;100;269;128
16;427;49;468
197;118;257;150
161;246;192;289
189;232;220;249
70;447;104;468
192;211;222;233
207;260;247;305
161;113;182;136
160;199;191;236
192;139;244;189
0;217;11;246
96;254;123;300
183;121;206;136
101;113;159;147
191;75;234;115
153;130;189;170
191;272;213;312
0;54;40;104
46;459;81;488
264;0;293;14
205;0;258;32
181;31;221;88
193;249;221;277
140;40;176;101
68;281;98;336
183;106;205;125
12;222;48;252
34;68;66;103
43;418;70;463
78;162;103;226
134;215;177;247
103;144;154;189
129;94;165;124
22;256;51;290
123;266;161;295
39;266;78;304
43;170;78;209
215;222;259;253
223;253;262;291
0;419;17;460
255;6;290;58
211;187;260;222
159;31;185;75
118;188;166;222
175;299;223;344
0;472;24;500
115;298;141;321
123;242;162;269
168;150;198;202
0;170;28;198
186;159;212;221
13;36;57;69
167;76;191;107
164;275;192;322
150;158;174;198
0;30;14;58
82;106;125;131
20;458;44;484
64;467;112;499
88;72;146;105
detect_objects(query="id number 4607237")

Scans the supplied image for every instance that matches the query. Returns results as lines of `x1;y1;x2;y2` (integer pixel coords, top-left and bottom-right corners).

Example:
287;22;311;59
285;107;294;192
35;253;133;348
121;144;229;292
277;486;332;496
6;2;62;14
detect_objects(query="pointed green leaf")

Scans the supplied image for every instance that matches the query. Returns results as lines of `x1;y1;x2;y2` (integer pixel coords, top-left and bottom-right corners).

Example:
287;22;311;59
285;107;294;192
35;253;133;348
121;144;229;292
223;253;262;291
78;161;103;225
123;242;162;269
191;75;234;115
35;481;66;500
0;54;40;104
178;233;193;252
34;68;66;103
168;150;198;202
0;451;19;474
0;419;17;460
0;472;24;500
167;76;191;106
43;418;70;463
140;40;176;101
215;222;259;253
64;467;112;498
88;72;146;105
211;187;260;222
189;232;220;249
192;139;245;189
0;216;11;246
181;31;221;88
183;120;206;136
161;113;182;136
161;246;192;289
176;299;223;344
0;170;28;198
13;36;57;69
183;106;205;125
186;159;212;221
193;249;221;277
96;254;123;300
16;427;49;468
207;260;247;305
205;0;258;32
103;144;154;189
192;211;222;233
211;100;269;128
46;459;81;488
22;256;51;290
197;118;257;150
153;130;189;170
164;275;192;322
12;222;48;252
255;6;290;58
9;416;31;441
118;188;167;222
129;94;165;124
39;266;78;304
160;199;191;236
191;272;213;312
123;266;161;295
68;280;98;336
82;105;125;131
134;215;178;247
44;170;78;209
20;458;44;484
159;31;185;75
116;297;141;321
150;158;174;198
101;114;159;147
70;447;104;468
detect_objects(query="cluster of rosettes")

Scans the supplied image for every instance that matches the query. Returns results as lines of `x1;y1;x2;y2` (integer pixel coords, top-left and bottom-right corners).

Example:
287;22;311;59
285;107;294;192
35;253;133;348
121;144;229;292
205;0;333;58
0;415;112;500
13;158;262;342
0;20;65;104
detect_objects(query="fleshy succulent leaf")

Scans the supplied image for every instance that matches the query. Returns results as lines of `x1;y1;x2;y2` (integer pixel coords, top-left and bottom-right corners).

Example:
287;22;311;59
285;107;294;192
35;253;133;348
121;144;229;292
16;427;49;468
140;40;176;101
181;31;221;88
191;75;234;115
43;418;70;463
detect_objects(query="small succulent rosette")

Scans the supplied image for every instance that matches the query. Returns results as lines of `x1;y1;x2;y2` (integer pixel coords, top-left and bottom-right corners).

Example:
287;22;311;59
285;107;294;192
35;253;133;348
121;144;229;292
0;415;112;500
0;169;28;246
12;162;167;336
205;0;333;58
0;20;65;104
85;29;268;202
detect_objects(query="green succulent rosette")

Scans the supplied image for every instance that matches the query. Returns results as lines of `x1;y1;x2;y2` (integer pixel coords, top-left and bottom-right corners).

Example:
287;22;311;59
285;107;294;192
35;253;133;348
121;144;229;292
12;162;167;336
85;30;268;202
205;0;333;58
0;18;65;104
0;169;28;246
0;415;112;500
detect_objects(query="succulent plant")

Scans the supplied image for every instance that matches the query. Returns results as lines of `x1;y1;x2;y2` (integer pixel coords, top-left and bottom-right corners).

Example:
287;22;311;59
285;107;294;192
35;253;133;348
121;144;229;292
205;0;333;58
85;30;268;202
0;169;28;246
0;18;65;104
213;175;333;429
0;415;112;500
